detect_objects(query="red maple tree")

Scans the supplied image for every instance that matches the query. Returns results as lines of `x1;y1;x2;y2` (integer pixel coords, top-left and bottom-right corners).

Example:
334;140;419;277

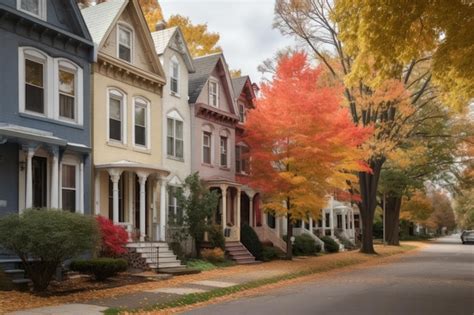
96;216;128;257
243;52;371;257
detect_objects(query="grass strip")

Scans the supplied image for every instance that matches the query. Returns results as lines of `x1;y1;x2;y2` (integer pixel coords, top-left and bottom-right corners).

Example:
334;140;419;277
105;245;416;315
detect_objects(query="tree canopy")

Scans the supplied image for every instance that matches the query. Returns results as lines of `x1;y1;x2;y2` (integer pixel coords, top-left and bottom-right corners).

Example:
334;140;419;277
333;0;474;111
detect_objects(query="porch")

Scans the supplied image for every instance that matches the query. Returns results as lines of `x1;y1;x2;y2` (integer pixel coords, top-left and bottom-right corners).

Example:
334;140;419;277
94;161;169;242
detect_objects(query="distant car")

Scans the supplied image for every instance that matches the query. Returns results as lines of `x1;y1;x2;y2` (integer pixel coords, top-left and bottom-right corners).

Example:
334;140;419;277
461;230;474;244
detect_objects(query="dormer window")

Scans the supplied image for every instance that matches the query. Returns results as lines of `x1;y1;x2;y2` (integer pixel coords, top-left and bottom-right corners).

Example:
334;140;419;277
118;26;132;63
170;59;179;94
209;80;218;107
18;0;46;20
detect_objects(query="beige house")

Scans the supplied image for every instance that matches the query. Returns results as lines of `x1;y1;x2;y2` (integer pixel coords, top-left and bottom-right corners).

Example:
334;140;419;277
82;0;169;242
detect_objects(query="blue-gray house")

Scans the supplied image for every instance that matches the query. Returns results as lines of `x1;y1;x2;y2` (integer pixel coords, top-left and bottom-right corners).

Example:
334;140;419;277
0;0;94;217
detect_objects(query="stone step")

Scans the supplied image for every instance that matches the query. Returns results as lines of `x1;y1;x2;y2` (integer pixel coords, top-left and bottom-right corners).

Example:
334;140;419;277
11;278;31;291
135;247;173;254
145;256;180;264
126;242;170;248
226;249;250;255
3;269;25;280
149;262;184;269
229;253;254;260
139;252;176;259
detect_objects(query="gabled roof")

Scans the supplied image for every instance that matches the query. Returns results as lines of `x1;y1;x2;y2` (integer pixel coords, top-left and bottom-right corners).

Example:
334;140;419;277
232;76;249;98
188;53;222;104
151;26;195;73
81;0;165;83
81;0;125;47
68;0;93;42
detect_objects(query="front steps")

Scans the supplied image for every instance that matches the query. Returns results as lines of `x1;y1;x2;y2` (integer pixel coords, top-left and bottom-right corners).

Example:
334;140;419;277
225;241;259;264
125;242;186;271
0;259;31;291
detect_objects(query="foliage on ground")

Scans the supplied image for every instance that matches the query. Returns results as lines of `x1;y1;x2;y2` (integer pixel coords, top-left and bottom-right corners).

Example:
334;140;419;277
240;224;263;260
201;248;225;263
0;209;99;292
69;258;128;281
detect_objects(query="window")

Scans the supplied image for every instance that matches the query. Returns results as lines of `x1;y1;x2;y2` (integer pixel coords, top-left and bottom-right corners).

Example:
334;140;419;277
203;131;212;164
18;0;46;20
220;136;228;167
61;164;76;212
170;60;179;94
239;104;245;123
235;145;249;174
25;58;44;114
118;26;132;62
168;186;182;225
58;69;75;120
209;81;218;107
167;118;184;159
325;213;330;228
134;99;147;147
109;91;124;142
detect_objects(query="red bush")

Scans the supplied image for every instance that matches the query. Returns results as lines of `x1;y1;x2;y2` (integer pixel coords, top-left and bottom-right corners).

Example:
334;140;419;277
96;216;128;257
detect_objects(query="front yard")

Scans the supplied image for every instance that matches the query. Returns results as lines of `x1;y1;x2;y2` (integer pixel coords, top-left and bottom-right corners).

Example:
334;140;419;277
0;242;424;314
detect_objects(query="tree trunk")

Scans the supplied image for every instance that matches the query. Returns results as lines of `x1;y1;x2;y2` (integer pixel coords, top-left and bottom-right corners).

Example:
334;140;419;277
358;158;384;254
384;195;402;246
286;216;293;259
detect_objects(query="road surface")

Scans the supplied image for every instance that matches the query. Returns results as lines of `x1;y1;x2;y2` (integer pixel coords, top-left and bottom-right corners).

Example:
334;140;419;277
185;235;474;315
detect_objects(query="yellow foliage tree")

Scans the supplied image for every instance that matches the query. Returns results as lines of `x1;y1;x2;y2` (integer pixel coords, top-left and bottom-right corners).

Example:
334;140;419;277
138;0;163;31
167;15;221;57
333;0;474;111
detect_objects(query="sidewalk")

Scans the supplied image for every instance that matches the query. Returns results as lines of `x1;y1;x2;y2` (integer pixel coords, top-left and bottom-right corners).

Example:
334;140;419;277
4;244;420;315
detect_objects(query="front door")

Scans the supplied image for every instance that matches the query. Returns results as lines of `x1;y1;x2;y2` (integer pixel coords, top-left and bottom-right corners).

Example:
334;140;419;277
32;156;47;208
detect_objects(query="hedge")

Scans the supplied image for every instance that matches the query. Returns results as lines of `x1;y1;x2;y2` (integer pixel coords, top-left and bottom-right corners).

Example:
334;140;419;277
320;236;339;253
240;224;263;260
293;234;321;256
70;258;127;281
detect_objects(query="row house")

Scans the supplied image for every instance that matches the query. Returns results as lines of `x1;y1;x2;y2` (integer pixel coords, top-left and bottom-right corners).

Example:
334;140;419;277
81;0;170;243
0;0;94;220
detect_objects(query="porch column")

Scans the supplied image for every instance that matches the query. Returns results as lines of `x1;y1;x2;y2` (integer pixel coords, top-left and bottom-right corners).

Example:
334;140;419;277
351;208;355;238
108;169;122;224
249;195;254;227
159;177;167;241
330;196;335;237
50;147;59;209
128;173;134;228
220;184;228;233
24;146;35;209
78;161;84;214
322;209;326;235
342;209;347;234
137;172;148;242
309;217;313;234
275;216;281;236
236;187;241;230
94;171;100;215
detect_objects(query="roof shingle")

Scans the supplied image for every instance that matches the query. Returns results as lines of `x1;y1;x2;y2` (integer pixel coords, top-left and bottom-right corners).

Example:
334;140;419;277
188;54;222;104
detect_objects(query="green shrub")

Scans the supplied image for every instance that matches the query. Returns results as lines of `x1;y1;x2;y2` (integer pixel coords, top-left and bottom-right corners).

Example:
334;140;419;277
240;224;263;260
0;209;99;291
70;258;127;281
262;246;280;261
201;248;225;263
320;236;339;253
335;232;356;250
207;225;225;250
293;234;321;256
0;269;13;291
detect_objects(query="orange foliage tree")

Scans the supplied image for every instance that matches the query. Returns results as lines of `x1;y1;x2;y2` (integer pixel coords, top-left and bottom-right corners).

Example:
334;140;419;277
243;52;371;258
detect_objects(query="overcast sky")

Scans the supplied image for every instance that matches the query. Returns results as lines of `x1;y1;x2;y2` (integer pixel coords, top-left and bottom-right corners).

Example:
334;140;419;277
160;0;297;84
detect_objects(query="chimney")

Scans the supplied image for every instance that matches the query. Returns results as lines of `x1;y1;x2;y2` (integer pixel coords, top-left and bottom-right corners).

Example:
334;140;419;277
155;20;167;32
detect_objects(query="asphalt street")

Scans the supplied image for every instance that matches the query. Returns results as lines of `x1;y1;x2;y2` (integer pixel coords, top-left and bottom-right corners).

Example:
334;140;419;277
185;235;474;315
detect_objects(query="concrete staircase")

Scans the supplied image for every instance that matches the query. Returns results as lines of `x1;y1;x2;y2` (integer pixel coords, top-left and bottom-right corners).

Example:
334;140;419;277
125;242;185;271
225;241;259;264
0;258;31;291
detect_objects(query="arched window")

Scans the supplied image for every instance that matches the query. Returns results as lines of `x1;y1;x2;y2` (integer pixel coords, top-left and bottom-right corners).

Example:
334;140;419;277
19;47;48;116
167;110;184;159
108;89;126;143
133;97;150;148
56;59;83;124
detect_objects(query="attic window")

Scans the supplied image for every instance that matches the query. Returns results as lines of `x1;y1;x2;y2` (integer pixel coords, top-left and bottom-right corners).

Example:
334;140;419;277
118;26;132;63
18;0;46;20
209;81;218;107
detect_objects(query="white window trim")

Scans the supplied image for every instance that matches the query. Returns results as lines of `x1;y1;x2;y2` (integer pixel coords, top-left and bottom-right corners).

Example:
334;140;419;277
170;56;180;96
202;131;213;165
54;59;83;125
208;78;219;108
117;23;134;64
19;47;84;125
106;88;127;145
132;96;150;149
17;0;47;21
167;117;184;159
59;155;82;213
